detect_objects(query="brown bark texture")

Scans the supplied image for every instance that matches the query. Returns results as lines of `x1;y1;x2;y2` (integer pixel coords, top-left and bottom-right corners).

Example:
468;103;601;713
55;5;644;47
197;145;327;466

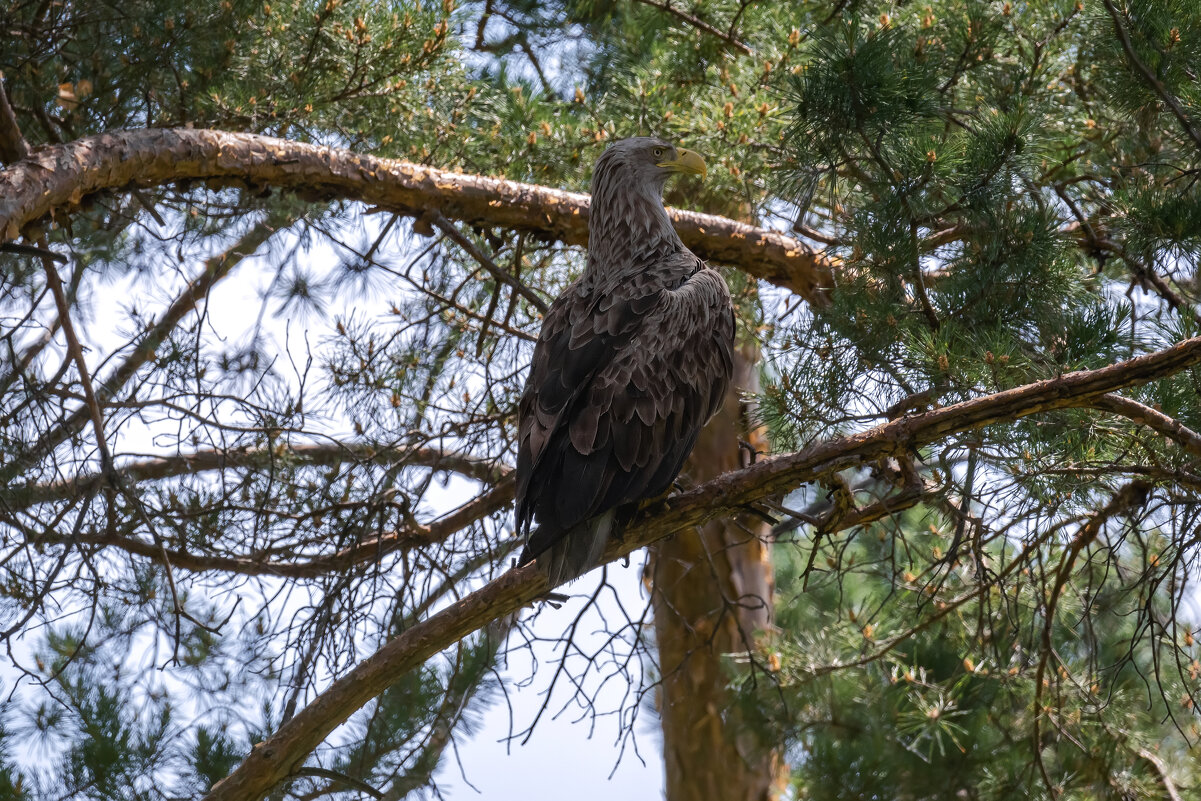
651;344;786;801
203;333;1201;801
0;128;831;301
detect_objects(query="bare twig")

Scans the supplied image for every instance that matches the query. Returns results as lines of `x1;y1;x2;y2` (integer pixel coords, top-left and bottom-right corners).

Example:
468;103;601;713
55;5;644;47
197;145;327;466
1031;481;1151;797
289;767;383;799
631;0;752;54
5;476;515;580
8;442;510;509
41;253;113;471
430;212;549;314
4;211;294;482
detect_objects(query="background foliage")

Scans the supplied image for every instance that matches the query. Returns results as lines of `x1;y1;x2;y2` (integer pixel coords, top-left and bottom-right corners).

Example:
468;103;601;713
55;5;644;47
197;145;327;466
2;0;1201;798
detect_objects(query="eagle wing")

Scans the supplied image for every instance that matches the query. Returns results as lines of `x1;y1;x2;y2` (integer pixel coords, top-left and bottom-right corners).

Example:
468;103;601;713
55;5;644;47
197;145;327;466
515;253;734;565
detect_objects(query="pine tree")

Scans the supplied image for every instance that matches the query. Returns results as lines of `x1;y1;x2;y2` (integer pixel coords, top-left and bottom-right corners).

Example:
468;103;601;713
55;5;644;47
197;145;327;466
1;0;1201;799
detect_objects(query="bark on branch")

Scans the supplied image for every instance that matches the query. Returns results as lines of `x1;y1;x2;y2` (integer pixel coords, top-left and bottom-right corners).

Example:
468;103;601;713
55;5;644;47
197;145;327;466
7;442;510;509
0;128;831;301
40;478;514;579
204;334;1201;801
5;444;514;579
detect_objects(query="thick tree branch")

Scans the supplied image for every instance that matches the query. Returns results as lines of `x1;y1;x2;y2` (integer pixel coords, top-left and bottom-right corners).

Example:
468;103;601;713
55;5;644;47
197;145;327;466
0;128;831;301
205;334;1201;801
0;72;29;164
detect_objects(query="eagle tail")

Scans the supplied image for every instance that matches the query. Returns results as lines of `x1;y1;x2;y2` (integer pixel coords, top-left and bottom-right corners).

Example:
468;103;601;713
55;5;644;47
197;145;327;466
519;510;615;586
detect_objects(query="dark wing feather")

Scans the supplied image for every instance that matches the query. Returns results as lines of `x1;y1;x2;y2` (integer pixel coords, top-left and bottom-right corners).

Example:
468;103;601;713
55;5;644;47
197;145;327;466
517;253;734;565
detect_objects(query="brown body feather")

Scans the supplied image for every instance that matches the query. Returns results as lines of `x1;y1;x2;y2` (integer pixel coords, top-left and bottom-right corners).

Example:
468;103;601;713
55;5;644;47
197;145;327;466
515;138;735;584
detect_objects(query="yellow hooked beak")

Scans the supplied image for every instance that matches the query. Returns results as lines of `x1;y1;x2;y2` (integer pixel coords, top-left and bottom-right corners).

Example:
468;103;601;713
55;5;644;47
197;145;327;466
657;147;707;178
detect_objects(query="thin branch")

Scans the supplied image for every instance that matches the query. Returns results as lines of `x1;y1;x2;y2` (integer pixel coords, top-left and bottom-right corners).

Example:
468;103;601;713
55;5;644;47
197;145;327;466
204;333;1201;801
289;767;383;800
1100;0;1201;155
0;71;29;163
1136;747;1183;801
631;0;752;54
430;212;549;314
3;210;294;482
1031;481;1151;796
0;242;67;262
9;477;515;579
1091;393;1201;458
8;442;511;509
381;615;515;800
0;128;831;300
41;252;112;471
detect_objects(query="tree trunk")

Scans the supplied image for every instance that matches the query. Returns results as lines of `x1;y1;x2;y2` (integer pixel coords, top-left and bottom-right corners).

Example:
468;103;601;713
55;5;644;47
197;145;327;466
650;343;787;801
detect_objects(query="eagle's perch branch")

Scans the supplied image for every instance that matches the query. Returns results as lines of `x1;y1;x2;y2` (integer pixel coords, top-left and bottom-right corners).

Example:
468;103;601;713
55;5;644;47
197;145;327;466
204;334;1201;801
0;128;831;301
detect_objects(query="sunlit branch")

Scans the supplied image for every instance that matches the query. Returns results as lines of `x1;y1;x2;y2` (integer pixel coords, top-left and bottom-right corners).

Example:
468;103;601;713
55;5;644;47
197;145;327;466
0;128;833;300
1091;393;1201;459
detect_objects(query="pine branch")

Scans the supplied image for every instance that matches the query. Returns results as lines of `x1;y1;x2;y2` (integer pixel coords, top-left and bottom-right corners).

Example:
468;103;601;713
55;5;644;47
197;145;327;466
1091;393;1201;458
0;128;832;300
1100;0;1201;155
3;210;294;483
630;0;752;54
204;333;1201;801
7;442;511;509
5;477;514;579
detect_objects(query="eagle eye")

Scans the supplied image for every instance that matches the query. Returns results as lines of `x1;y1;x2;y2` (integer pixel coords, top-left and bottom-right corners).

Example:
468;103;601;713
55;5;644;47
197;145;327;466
653;147;665;159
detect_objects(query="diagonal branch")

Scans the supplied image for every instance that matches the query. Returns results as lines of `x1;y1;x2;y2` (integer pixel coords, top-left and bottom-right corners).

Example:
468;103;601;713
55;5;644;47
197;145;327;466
204;333;1201;801
631;0;753;54
430;211;550;314
0;71;29;164
41;255;113;471
1091;392;1201;458
0;128;831;300
1031;480;1151;795
1100;0;1201;154
3;210;294;483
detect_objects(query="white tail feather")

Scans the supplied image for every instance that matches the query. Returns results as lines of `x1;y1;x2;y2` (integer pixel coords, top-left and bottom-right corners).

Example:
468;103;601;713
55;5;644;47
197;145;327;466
538;510;615;586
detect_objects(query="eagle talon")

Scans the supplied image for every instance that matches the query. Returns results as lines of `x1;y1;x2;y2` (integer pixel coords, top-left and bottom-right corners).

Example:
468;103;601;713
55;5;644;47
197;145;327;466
738;439;763;463
537;591;571;608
